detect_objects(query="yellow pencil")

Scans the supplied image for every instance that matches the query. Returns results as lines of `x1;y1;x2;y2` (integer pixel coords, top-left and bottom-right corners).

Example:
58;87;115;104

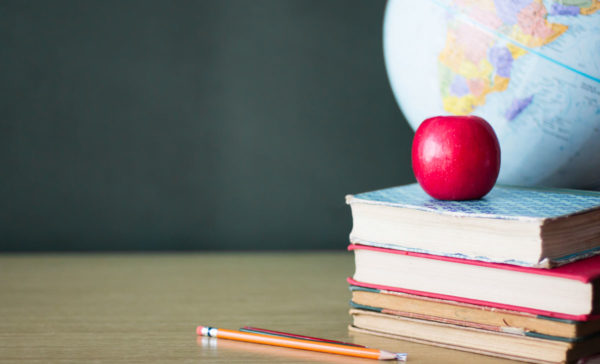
196;325;406;361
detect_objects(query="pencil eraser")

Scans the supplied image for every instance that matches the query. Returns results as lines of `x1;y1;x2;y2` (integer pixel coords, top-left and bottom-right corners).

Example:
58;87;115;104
196;326;204;336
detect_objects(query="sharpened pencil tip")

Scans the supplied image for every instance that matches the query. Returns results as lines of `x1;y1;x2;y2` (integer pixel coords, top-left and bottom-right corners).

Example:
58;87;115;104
395;353;408;361
379;350;406;360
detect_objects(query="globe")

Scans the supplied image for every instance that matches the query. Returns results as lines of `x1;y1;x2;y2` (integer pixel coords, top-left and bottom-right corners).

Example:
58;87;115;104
384;0;600;189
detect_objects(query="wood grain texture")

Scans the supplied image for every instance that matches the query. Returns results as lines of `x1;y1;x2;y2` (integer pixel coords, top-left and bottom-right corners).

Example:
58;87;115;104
0;253;516;363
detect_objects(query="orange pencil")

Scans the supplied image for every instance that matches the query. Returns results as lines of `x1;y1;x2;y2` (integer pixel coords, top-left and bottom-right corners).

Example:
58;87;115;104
196;325;406;361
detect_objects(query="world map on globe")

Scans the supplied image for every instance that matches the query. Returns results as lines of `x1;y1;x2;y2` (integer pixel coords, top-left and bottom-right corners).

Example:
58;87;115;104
384;0;600;189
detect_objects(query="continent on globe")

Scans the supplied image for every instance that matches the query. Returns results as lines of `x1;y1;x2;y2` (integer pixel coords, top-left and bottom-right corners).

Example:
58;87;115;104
438;0;575;116
505;95;534;120
550;3;583;16
573;0;600;15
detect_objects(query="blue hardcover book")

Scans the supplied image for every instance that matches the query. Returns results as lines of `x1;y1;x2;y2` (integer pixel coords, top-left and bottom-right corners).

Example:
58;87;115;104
346;183;600;267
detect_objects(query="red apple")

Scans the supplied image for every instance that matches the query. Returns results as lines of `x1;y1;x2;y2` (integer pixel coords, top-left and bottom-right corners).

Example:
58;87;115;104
411;115;500;200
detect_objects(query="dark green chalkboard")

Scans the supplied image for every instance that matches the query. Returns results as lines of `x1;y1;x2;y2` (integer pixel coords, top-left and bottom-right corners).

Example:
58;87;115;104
0;0;414;251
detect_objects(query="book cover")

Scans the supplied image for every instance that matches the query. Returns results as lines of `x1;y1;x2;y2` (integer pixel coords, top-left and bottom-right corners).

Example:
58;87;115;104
348;183;600;221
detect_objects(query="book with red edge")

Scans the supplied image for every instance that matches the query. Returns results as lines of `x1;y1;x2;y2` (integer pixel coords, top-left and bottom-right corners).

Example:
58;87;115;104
348;244;600;321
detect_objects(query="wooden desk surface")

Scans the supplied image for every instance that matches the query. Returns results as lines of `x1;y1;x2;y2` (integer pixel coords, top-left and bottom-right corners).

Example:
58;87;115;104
0;252;516;363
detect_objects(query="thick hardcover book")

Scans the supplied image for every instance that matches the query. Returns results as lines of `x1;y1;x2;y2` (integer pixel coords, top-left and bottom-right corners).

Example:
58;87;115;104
348;244;600;320
346;183;600;267
349;286;600;340
349;309;600;364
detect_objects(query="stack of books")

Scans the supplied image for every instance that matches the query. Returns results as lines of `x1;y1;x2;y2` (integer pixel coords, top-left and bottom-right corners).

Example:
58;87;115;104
345;183;600;363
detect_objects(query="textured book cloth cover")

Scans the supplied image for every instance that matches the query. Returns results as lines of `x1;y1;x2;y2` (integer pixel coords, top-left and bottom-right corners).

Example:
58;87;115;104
347;183;600;220
348;244;600;321
347;183;600;266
